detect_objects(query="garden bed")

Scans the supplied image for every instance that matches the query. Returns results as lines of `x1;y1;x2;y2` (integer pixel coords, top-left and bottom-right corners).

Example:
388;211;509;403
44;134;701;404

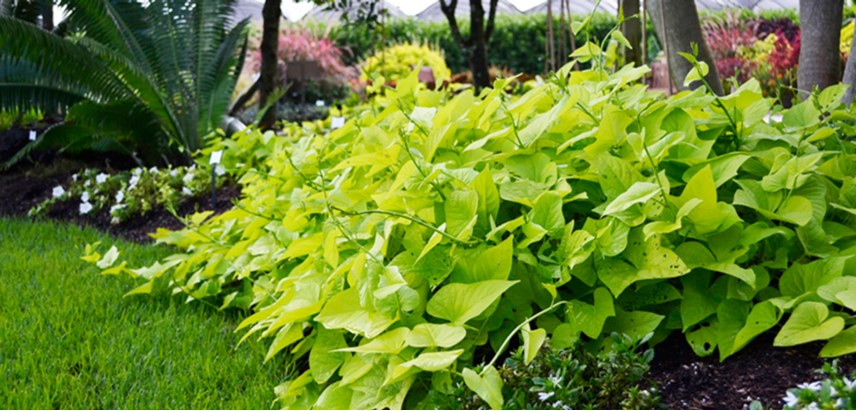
650;333;856;409
0;157;239;243
5;153;855;410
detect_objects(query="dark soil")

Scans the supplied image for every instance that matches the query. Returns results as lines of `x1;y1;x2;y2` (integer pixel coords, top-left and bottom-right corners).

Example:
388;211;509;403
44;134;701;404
0;146;239;243
650;332;856;409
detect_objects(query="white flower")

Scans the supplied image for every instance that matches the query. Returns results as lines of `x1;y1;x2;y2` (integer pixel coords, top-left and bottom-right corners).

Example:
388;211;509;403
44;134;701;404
844;378;856;390
537;391;554;402
52;186;65;198
798;382;822;392
109;204;125;215
115;190;125;203
79;202;93;215
215;164;226;176
783;391;800;408
189;164;196;171
183;172;194;184
807;401;819;410
149;166;158;173
132;168;142;176
71;173;78;181
170;168;179;177
84;179;91;187
81;191;90;202
182;186;193;196
95;173;108;184
129;175;140;188
830;386;838;397
835;398;846;408
549;375;562;385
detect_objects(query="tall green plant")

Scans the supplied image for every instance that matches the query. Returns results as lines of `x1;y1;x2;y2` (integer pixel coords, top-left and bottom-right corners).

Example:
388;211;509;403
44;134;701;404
0;0;249;167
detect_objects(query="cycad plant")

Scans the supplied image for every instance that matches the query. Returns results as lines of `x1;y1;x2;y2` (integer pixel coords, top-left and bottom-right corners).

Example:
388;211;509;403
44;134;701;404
0;0;248;167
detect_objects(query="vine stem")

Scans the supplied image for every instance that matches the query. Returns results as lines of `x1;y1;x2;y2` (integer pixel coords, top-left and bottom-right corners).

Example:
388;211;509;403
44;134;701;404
482;300;569;375
330;206;479;246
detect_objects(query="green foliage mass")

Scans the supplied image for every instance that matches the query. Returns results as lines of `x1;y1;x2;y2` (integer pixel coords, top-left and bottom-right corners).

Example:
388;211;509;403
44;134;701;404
361;43;451;84
0;0;248;167
88;51;856;409
320;13;620;74
423;333;660;409
0;219;285;409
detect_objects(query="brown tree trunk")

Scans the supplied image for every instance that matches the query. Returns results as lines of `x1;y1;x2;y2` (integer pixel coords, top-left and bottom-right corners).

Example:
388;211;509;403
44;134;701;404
620;0;642;67
439;0;496;90
798;0;844;96
648;0;723;95
842;28;856;104
258;0;281;130
469;0;492;89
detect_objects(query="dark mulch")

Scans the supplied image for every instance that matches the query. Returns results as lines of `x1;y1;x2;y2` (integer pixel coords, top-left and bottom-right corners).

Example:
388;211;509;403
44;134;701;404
650;332;856;409
43;184;240;243
0;138;239;243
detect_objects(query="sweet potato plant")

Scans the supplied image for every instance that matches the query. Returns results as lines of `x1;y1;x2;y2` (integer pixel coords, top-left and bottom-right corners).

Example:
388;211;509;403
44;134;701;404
86;42;856;409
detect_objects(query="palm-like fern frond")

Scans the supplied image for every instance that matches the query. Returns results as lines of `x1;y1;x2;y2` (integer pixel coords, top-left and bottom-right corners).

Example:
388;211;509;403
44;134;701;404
1;0;249;167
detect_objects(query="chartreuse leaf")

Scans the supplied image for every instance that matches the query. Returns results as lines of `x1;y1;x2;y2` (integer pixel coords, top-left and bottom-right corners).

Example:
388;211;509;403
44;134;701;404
426;280;518;325
817;276;856;310
336;327;409;354
820;325;856;357
406;323;467;348
683;60;709;87
531;191;565;236
451;237;514;283
309;327;347;384
599;235;689;296
727;301;781;359
677;165;740;234
392;349;465;381
567;287;615;338
445;190;479;239
463;366;504;410
522;326;547;365
603;308;664;341
779;257;846;299
774;302;845;347
315;381;352;409
315;288;398;338
603;182;660;216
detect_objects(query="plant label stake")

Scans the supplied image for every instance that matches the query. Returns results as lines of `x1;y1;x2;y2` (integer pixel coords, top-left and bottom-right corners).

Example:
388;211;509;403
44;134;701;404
28;130;36;141
331;116;345;129
209;150;223;209
315;100;325;107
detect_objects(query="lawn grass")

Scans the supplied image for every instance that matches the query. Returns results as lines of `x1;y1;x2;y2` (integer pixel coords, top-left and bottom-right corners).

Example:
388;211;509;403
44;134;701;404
0;218;286;409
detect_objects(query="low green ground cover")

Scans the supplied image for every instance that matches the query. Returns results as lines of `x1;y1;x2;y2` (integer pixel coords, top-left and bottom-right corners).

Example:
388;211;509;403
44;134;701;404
0;218;285;409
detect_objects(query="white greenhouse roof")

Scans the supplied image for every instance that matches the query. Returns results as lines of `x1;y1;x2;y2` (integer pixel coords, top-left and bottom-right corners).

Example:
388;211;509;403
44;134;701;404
233;0;801;23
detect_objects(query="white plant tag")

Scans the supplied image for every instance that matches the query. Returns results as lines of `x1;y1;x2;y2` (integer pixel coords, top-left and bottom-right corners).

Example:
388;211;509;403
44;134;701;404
315;100;325;107
209;150;223;165
28;130;37;141
331;116;345;129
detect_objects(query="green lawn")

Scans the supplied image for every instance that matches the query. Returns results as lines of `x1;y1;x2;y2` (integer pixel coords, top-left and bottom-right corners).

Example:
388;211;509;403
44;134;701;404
0;219;285;409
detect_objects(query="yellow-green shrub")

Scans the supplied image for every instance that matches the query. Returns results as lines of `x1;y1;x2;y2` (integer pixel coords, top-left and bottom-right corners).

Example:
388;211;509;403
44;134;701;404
360;43;451;84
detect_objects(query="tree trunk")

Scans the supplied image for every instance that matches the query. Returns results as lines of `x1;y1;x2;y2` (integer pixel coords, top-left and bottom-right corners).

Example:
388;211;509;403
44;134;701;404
469;0;491;89
546;0;555;72
258;0;281;130
798;0;843;96
620;0;642;67
842;28;856;104
648;0;723;95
